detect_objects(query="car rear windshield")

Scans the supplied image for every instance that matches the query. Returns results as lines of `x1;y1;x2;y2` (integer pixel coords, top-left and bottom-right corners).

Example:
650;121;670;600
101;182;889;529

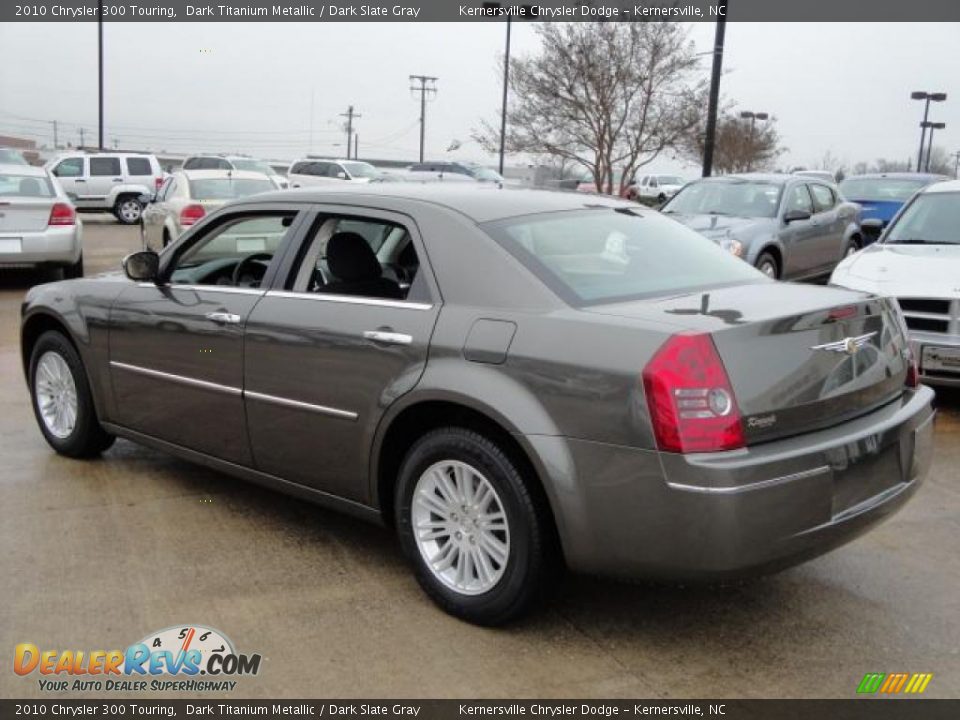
482;208;766;306
662;180;782;218
884;192;960;245
839;177;928;202
0;173;55;198
231;159;275;175
188;177;275;200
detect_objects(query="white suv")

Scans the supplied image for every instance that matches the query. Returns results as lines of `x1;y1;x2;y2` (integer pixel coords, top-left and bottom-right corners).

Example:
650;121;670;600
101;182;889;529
287;158;378;188
46;153;163;224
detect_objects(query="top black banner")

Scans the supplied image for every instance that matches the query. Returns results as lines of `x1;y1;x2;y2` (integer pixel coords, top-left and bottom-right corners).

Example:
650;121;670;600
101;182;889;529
5;0;960;22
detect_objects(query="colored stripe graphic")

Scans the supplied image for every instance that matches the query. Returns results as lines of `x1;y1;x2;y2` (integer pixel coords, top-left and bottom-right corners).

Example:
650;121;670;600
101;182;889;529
858;672;933;695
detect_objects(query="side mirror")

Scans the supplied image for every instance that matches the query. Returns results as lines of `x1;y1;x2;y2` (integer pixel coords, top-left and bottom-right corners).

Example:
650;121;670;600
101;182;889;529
337;171;347;180
138;192;155;205
861;217;884;242
122;251;160;282
784;209;812;224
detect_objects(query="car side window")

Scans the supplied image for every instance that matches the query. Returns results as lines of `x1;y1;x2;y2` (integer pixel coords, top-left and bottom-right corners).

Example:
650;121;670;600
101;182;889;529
53;158;84;178
785;184;814;214
809;184;836;213
90;157;122;176
182;158;200;170
167;212;298;287
289;215;426;302
126;157;152;176
308;162;329;176
649;178;658;188
328;164;346;179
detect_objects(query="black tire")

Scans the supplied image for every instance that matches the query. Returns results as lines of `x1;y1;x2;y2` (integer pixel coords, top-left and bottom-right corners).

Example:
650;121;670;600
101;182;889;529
843;237;861;259
114;196;142;225
63;254;84;279
395;427;555;625
28;331;115;458
162;229;171;248
755;251;780;279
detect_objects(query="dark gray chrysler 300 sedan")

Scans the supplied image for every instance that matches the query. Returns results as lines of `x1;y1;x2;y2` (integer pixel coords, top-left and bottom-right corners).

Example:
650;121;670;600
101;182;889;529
21;184;934;624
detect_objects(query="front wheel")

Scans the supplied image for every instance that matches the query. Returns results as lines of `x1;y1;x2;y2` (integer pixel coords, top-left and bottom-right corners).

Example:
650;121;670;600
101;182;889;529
29;331;115;457
756;251;780;279
843;239;861;259
395;427;555;625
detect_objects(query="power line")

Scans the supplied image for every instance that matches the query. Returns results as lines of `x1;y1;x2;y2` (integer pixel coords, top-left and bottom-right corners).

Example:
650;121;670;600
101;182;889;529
409;74;438;163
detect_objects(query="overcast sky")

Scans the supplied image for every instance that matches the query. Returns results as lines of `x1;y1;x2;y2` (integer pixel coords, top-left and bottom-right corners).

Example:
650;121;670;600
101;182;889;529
1;21;957;175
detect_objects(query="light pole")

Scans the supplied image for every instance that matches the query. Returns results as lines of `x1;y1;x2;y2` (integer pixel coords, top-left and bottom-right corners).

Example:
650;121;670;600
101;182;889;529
97;17;104;150
911;91;946;172
498;15;512;176
410;75;438;163
702;7;728;178
739;110;768;171
923;121;945;172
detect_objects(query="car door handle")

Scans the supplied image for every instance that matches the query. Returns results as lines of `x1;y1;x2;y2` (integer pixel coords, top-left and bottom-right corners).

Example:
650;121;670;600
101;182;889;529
363;330;412;346
206;311;241;325
113;178;123;182
75;179;86;183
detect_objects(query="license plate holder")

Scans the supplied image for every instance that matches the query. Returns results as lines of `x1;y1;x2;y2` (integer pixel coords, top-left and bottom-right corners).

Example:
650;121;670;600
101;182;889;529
0;237;23;253
922;345;960;375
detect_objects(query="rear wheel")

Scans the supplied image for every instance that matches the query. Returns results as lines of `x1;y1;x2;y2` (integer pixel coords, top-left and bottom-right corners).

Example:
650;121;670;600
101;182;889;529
29;331;115;457
843;238;861;259
395;427;554;625
756;251;780;279
115;196;142;225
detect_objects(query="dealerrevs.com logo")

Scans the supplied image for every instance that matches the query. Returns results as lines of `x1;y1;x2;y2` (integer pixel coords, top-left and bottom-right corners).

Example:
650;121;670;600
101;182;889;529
857;672;934;695
14;625;262;693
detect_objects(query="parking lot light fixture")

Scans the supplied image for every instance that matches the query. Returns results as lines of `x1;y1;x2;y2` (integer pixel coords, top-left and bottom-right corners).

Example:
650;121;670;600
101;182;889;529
739;111;768;171
912;91;947;171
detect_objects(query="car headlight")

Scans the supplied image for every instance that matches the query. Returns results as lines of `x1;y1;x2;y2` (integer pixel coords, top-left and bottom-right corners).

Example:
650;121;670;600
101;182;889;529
720;238;744;257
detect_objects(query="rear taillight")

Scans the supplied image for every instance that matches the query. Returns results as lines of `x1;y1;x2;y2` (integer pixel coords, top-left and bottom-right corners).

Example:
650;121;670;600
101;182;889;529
642;333;745;453
905;346;919;388
155;177;164;190
179;204;205;226
48;202;75;226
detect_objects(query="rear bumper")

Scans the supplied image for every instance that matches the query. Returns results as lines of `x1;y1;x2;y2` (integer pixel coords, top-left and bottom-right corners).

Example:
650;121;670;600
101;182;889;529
0;225;82;266
530;385;935;580
908;331;960;388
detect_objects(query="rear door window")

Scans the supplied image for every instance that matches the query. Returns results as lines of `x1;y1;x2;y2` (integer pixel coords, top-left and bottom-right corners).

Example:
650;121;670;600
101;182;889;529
90;157;122;176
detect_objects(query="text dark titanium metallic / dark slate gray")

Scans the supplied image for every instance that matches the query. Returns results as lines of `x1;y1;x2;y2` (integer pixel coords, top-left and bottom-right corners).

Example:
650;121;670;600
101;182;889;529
20;184;935;625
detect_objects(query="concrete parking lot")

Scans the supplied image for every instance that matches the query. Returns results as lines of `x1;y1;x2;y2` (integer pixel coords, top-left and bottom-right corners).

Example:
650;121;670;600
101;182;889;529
1;220;958;699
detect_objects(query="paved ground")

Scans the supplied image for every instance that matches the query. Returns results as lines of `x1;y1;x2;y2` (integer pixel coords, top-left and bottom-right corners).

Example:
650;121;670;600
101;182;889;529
1;219;958;699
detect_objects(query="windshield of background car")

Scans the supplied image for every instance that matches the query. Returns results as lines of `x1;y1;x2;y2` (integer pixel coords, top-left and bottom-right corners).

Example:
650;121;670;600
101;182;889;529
884;192;960;245
662;180;782;218
471;167;504;182
231;159;275;175
839;177;927;202
483;209;767;305
0;149;28;165
0;173;55;198
657;176;684;185
188;177;275;200
342;162;377;179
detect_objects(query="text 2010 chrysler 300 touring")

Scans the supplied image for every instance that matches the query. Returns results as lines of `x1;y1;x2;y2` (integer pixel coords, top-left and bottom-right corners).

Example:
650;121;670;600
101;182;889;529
20;185;934;624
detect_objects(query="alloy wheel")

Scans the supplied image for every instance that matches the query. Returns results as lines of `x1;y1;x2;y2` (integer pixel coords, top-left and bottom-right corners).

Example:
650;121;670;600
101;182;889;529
411;460;511;595
119;199;142;223
34;351;78;439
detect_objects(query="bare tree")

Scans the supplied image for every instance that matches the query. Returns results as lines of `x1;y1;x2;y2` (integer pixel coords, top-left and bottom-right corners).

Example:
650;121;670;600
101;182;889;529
473;22;705;195
679;110;784;174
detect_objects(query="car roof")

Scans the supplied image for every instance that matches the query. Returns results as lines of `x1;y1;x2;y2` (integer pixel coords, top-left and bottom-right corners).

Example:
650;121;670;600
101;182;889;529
179;169;275;180
250;183;634;223
699;173;790;185
843;172;949;181
919;179;960;194
0;163;48;177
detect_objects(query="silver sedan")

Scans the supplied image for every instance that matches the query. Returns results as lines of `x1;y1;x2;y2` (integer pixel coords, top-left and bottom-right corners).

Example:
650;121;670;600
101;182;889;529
141;169;279;250
0;163;83;278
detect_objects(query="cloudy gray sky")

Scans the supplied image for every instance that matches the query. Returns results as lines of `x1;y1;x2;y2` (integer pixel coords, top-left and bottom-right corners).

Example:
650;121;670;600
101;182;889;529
1;21;957;175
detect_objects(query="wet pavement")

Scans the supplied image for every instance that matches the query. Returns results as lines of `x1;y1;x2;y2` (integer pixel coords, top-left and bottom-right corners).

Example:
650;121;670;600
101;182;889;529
1;218;958;699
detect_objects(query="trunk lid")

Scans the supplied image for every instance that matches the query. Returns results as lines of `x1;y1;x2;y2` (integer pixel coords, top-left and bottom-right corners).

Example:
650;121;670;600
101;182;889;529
0;198;53;232
587;282;910;444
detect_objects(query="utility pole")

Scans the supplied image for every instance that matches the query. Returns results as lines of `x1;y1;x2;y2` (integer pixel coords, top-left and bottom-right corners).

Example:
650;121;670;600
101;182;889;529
52;120;59;149
409;75;438;163
354;132;359;161
498;16;512;176
98;17;104;150
340;105;361;159
702;7;728;177
78;127;85;149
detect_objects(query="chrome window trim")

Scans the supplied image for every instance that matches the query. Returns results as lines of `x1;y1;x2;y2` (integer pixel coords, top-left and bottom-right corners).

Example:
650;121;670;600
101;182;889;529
265;289;433;311
137;282;266;296
110;361;242;396
667;466;831;495
245;390;358;421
